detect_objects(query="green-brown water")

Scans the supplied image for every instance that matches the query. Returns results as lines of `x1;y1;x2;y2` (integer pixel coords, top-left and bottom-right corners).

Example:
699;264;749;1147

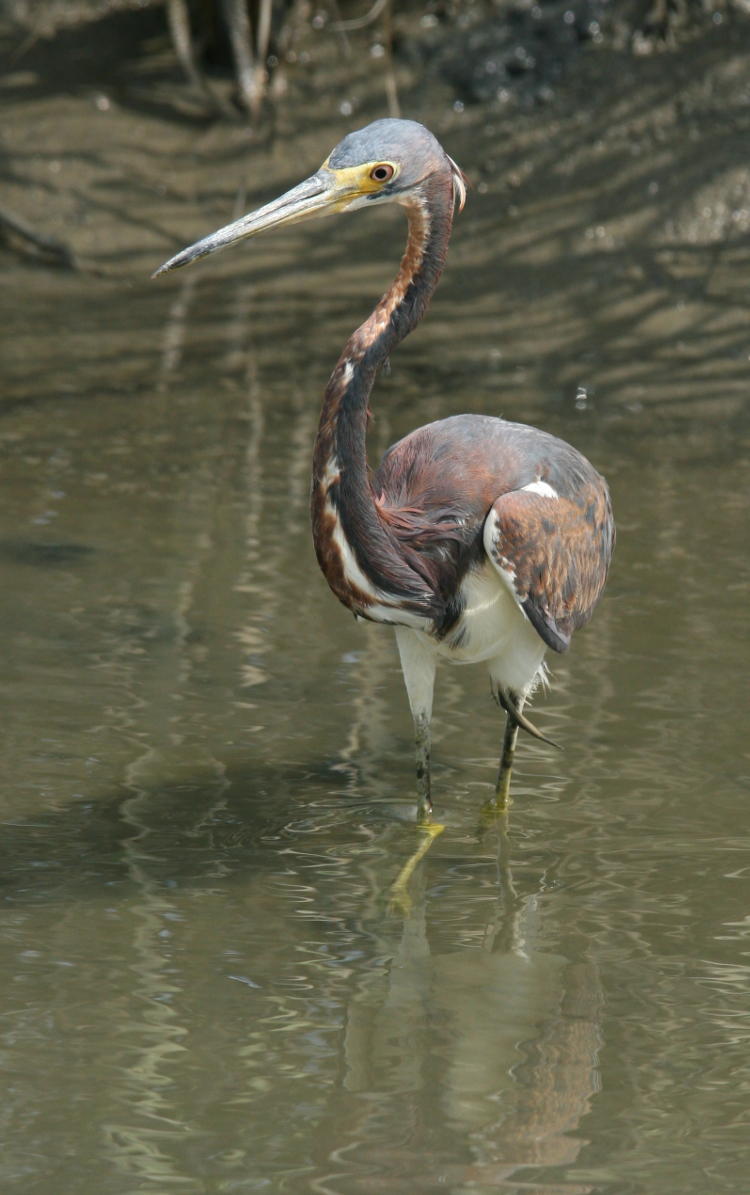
2;16;750;1194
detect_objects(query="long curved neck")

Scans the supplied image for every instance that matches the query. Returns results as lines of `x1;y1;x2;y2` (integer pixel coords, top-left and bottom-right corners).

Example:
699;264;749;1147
311;170;455;616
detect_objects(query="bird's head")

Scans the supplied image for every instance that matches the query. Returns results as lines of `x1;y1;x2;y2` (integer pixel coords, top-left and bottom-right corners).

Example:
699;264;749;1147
153;119;466;277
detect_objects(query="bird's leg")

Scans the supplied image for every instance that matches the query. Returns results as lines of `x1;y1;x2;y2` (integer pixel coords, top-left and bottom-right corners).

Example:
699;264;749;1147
394;627;437;823
495;707;520;808
388;628;443;911
490;685;560;808
413;711;432;819
489;686;530;810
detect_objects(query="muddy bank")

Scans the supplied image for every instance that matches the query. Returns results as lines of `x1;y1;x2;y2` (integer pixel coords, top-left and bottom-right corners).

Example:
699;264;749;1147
1;4;749;450
1;4;749;263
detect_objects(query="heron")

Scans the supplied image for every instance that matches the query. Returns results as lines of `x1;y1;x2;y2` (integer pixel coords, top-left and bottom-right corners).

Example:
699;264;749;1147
154;119;614;823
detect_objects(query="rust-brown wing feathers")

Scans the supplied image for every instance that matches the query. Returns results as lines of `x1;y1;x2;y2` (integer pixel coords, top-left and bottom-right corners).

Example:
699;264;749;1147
485;484;614;654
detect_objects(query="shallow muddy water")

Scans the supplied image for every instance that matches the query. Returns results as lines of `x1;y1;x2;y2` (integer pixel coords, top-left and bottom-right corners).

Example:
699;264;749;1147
1;16;750;1195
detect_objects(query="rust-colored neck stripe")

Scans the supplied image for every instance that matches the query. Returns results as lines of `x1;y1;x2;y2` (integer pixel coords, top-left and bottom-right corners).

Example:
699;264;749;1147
311;167;457;618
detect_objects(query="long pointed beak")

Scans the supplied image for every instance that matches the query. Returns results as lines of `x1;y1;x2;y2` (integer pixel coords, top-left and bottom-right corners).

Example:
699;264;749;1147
152;169;338;278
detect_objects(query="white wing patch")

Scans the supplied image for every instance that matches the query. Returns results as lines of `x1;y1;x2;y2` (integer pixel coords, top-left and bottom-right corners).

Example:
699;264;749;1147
482;508;522;605
521;480;559;500
447;154;467;212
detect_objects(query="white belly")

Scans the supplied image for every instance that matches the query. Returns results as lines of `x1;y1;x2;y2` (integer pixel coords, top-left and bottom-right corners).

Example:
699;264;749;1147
413;561;547;695
439;563;530;661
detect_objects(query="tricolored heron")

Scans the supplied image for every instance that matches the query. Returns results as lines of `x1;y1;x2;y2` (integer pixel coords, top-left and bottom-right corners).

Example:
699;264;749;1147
154;119;614;823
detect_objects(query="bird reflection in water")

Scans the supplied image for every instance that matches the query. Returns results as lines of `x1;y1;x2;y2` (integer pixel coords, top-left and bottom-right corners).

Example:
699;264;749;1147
315;662;604;1190
340;798;602;1193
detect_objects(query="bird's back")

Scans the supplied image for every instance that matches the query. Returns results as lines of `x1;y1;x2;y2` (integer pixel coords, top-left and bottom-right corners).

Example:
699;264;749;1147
373;414;614;648
376;414;602;508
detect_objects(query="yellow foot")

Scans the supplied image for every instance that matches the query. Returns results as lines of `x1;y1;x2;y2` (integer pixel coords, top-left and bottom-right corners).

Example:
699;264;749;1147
479;794;512;829
389;821;446;914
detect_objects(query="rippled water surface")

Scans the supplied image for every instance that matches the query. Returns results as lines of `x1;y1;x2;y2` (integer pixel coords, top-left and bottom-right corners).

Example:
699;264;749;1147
2;53;750;1194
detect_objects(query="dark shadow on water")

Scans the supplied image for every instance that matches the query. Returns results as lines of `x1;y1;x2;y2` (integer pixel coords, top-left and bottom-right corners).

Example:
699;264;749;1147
0;7;219;127
0;749;608;1194
0;537;98;567
0;757;368;906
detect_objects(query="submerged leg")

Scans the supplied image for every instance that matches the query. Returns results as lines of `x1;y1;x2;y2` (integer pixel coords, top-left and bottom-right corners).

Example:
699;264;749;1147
495;707;520;807
491;684;560;807
394;627;437;822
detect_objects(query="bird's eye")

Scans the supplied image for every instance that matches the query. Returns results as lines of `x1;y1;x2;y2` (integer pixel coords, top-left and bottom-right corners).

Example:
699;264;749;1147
370;163;394;183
